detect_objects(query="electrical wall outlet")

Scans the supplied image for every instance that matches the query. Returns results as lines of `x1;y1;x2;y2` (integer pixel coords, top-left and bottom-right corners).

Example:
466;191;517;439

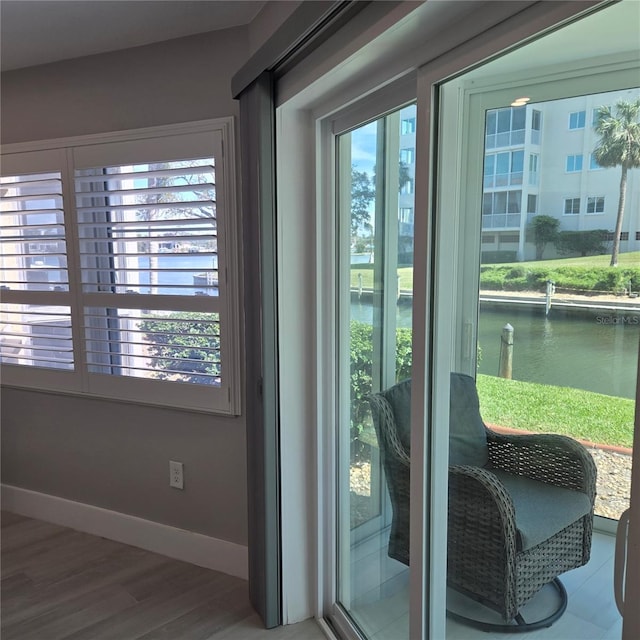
169;460;184;489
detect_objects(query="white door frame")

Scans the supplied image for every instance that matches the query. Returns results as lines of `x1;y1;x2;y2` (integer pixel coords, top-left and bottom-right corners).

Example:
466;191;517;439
274;0;617;634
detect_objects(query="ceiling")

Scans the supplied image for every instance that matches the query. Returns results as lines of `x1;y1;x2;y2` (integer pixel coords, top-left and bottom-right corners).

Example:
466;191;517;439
0;1;266;72
461;0;640;83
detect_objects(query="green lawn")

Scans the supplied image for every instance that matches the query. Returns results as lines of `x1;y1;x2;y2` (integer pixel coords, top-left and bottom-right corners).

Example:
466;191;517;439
350;266;414;291
350;252;640;293
499;251;640;269
476;374;635;449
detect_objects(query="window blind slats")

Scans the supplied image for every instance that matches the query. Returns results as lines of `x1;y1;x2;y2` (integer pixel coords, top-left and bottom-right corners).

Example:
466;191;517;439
75;158;219;299
1;254;68;262
1;217;65;229
0;174;62;187
0;171;70;297
84;306;221;386
75;182;214;201
1;232;66;244
75;201;216;216
74;163;214;185
1;211;65;222
78;220;217;231
2;127;235;412
0;303;74;370
2;193;63;205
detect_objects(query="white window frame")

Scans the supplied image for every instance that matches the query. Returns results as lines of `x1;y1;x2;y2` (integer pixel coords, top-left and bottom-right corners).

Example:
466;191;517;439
569;109;586;129
564;197;581;215
0;119;240;415
589;152;604;170
400;147;415;164
401;178;415;195
401;117;416;134
566;153;584;172
586;195;606;214
399;206;414;223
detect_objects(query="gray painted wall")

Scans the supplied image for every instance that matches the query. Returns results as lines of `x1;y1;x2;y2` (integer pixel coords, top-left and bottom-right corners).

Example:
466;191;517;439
248;1;301;56
1;388;247;544
1;27;247;144
1;27;250;546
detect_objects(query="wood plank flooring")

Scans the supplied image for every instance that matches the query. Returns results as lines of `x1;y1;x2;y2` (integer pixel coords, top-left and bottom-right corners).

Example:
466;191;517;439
4;510;621;639
1;511;326;640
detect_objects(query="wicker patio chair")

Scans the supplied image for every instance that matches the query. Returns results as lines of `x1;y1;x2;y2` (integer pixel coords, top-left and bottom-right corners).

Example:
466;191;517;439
367;373;597;631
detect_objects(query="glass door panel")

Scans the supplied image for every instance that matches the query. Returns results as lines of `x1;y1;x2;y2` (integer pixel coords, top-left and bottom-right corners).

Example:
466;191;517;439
476;89;639;525
336;104;416;639
432;3;638;636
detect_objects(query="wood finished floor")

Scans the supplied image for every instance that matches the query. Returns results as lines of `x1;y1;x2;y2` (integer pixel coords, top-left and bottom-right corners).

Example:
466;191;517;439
2;511;623;640
0;511;326;640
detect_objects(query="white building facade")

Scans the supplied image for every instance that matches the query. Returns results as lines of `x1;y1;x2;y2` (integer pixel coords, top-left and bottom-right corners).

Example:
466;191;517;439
398;89;640;262
484;88;640;261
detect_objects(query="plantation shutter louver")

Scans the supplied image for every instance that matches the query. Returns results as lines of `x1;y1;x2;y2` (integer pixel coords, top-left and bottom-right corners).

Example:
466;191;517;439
0;157;75;376
1;122;239;414
75;158;222;385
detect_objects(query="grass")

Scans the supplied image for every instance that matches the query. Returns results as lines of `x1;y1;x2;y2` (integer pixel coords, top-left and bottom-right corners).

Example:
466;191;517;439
476;374;635;449
350;266;413;291
502;251;640;269
350;252;640;293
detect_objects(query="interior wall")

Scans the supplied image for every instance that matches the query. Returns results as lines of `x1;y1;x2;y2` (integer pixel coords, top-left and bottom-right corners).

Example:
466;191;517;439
0;27;247;144
248;1;302;56
0;388;247;544
0;27;250;546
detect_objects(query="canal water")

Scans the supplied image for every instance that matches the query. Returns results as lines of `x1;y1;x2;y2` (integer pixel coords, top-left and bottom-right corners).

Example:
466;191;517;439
477;305;638;400
350;300;639;400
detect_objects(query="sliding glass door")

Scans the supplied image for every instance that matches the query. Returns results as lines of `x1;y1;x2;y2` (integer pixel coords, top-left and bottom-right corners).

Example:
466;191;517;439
333;104;416;639
431;3;639;635
280;2;640;639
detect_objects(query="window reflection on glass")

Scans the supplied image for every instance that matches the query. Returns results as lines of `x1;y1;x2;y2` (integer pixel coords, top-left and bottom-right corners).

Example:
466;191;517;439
338;104;415;639
479;88;639;522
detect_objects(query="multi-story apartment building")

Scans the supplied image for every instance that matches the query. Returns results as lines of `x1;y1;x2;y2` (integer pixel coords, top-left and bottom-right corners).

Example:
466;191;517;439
398;108;417;246
398;89;640;262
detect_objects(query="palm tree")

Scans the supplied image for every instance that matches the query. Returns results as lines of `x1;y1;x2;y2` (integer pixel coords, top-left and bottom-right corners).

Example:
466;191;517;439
592;99;640;267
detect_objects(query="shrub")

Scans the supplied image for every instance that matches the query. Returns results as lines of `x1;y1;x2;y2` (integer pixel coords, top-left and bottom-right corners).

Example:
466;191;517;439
480;264;640;294
481;250;517;264
555;230;609;257
503;276;528;291
529;215;560;260
350;321;412;451
479;271;507;290
139;312;220;384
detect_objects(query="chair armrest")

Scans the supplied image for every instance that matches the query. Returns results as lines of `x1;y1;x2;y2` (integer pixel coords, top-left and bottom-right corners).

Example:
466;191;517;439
486;430;596;500
448;465;519;567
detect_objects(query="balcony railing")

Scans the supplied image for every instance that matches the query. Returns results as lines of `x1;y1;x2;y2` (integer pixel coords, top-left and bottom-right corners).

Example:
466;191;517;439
481;213;521;229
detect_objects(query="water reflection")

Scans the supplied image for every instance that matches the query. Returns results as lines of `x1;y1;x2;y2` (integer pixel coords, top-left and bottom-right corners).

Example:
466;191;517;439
478;305;638;399
350;300;639;399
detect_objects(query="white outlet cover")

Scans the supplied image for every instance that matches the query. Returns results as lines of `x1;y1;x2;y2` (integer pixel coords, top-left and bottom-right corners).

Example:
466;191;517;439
169;460;184;489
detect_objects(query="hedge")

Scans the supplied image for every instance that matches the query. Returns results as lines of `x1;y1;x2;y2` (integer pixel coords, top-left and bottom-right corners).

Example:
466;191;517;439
480;265;640;294
139;312;220;384
350;321;412;451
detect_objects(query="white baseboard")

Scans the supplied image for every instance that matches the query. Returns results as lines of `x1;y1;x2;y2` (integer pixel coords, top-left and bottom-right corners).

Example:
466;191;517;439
1;484;248;580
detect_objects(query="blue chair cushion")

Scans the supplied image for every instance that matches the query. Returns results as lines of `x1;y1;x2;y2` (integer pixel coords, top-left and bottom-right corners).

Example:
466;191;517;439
449;373;489;467
382;379;411;451
490;469;592;550
382;374;489;467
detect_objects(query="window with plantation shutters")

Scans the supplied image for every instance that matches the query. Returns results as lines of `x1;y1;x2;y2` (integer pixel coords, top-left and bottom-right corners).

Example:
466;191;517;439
0;151;75;384
0;120;240;414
